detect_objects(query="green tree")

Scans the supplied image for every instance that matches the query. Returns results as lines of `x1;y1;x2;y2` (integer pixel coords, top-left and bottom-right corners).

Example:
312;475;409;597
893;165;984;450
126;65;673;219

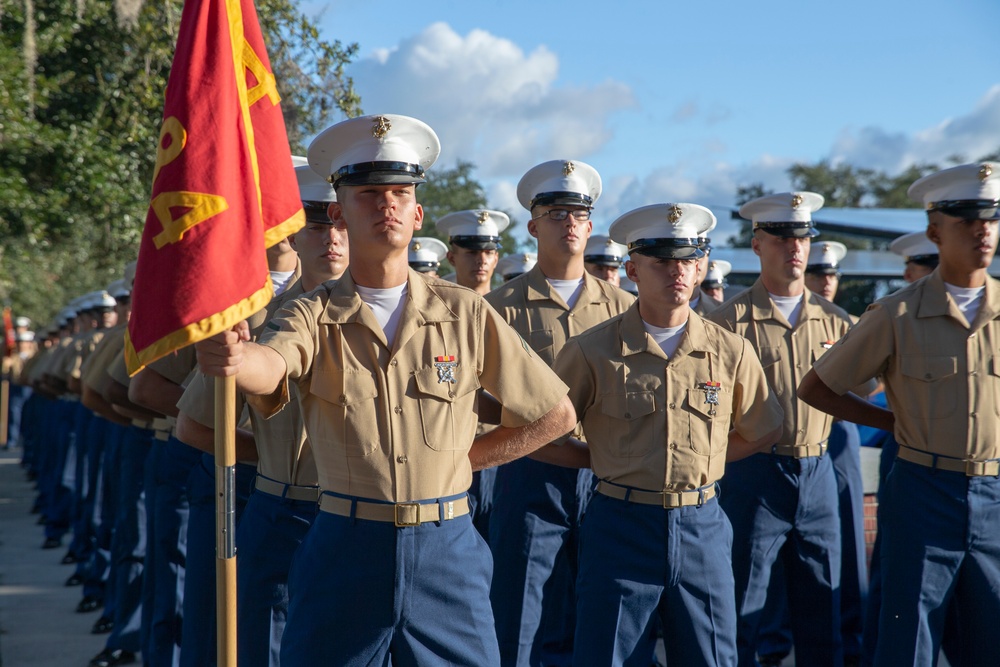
0;0;360;326
416;160;530;276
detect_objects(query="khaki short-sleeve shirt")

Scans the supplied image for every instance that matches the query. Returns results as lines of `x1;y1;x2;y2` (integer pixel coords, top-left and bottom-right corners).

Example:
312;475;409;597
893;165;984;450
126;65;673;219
555;305;782;491
82;325;126;396
708;279;853;448
485;265;635;366
179;278;318;486
62;329;107;381
249;270;569;502
813;270;1000;461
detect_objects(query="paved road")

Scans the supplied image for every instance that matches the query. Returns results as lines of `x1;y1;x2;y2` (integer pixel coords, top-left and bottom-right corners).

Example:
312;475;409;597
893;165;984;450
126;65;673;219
0;447;107;667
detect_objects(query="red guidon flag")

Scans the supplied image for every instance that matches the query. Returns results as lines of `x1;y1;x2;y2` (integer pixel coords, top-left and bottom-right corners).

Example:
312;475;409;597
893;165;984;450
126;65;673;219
124;0;304;374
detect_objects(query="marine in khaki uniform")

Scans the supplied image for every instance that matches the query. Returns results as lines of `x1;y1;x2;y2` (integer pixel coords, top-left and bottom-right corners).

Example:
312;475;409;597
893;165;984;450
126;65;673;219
707;192;854;667
176;159;348;667
799;162;1000;666
496;252;537;282
485;159;634;667
195;114;575;667
701;259;731;302
543;203;782;666
406;236;447;276
582;234;625;287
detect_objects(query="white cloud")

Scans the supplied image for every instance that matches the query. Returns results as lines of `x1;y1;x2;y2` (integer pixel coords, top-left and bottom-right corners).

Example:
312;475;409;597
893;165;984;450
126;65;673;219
348;22;636;179
830;84;1000;171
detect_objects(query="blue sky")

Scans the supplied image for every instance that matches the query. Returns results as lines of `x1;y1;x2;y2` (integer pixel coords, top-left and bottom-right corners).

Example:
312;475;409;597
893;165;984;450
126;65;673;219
297;0;1000;241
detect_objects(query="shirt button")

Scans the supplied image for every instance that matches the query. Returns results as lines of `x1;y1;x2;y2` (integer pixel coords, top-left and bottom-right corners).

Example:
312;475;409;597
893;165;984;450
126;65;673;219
394;406;402;415
669;403;676;409
798;428;805;434
924;373;932;380
397;455;407;463
390;359;398;367
971;412;977;418
970;370;977;376
339;395;347;405
624;412;631;418
669;442;678;450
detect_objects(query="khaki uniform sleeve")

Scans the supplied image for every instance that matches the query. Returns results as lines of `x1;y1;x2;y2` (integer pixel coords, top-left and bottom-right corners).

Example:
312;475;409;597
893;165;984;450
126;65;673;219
732;337;784;441
551;337;595;426
477;301;568;428
108;352;131;387
147;346;197;385
177;371;252;429
250;298;320;418
812;304;893;396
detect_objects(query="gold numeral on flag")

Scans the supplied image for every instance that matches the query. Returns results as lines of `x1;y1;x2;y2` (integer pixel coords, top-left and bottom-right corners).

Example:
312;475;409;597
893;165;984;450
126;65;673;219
243;39;280;107
152;117;188;186
151;191;230;248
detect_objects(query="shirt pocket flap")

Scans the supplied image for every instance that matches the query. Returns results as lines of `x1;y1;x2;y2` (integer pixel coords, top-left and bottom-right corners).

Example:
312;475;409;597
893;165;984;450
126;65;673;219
600;391;657;420
900;355;958;382
310;369;378;406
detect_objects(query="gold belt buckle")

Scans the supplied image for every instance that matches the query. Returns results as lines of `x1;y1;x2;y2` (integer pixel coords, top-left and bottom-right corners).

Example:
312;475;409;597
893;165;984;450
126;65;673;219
394;503;421;527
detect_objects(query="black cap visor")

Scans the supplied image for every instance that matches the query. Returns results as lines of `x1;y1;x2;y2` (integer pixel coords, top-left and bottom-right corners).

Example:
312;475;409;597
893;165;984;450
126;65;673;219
450;236;501;251
628;238;704;260
754;221;820;238
530;191;593;208
333;161;425;188
929;200;1000;221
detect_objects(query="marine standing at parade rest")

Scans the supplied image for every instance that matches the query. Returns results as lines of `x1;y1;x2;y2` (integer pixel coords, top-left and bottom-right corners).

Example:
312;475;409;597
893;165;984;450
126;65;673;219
707;191;856;666
485;159;634;667
539;203;782;666
195;114;576;667
799;162;1000;667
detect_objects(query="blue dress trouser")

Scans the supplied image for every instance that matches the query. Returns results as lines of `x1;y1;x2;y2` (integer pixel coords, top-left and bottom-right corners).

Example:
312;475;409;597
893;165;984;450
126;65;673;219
178;454;254;667
281;498;499;667
489;458;593;667
5;383;29;446
81;418;119;603
104;424;150;654
235;484;317;667
469;466;497;540
142;436;200;667
574;492;736;667
68;403;96;564
43;399;76;542
720;452;843;667
874;459;1000;667
757;421;866;661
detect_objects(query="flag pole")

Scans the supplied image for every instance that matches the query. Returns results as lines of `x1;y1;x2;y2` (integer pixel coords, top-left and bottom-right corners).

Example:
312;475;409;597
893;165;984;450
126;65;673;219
214;375;237;666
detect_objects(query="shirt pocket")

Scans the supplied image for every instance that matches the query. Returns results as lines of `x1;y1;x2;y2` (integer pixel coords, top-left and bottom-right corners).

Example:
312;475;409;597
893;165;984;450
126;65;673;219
309;369;380;457
685;387;733;455
413;366;480;451
599;390;657;458
527;327;555;358
757;345;783;394
899;355;958;419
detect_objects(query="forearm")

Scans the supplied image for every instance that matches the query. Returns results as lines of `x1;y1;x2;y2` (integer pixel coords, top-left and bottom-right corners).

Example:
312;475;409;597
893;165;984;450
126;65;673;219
799;369;894;432
129;369;184;418
233;344;287;397
175;412;259;462
527;437;591;469
104;380;163;420
727;425;782;462
82;385;130;425
468;395;576;471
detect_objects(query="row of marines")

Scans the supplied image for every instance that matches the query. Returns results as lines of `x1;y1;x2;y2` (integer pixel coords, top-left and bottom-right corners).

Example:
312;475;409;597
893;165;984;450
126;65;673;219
6;113;998;667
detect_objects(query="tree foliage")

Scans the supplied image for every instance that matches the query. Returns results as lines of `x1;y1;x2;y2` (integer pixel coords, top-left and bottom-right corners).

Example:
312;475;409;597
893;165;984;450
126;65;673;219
0;0;360;326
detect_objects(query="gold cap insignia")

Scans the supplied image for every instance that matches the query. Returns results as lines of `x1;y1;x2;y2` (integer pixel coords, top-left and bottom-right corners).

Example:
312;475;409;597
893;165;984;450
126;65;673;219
668;204;683;224
563;161;575;176
372;116;391;139
412;241;422;251
790;194;804;209
979;164;993;182
523;254;531;261
604;238;615;247
477;211;490;224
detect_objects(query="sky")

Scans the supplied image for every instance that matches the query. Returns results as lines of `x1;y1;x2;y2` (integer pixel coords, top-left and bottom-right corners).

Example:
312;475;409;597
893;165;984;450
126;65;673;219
297;0;1000;243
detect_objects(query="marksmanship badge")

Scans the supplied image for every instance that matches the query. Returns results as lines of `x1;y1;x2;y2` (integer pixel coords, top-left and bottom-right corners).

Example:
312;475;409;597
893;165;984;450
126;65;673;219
701;381;721;415
434;355;458;384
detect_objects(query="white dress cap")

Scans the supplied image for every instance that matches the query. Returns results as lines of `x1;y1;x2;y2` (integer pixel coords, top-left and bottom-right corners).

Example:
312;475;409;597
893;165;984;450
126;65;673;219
92;292;117;311
124;260;138;288
806;241;847;274
107;279;131;299
14;316;31;328
907;162;1000;220
15;330;35;343
496;253;537;279
516;159;602;211
609;203;716;259
702;260;732;289
740;192;824;237
408;237;448;272
583;235;627;266
889;231;939;263
436;210;510;250
296;164;337;204
308;114;440;188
